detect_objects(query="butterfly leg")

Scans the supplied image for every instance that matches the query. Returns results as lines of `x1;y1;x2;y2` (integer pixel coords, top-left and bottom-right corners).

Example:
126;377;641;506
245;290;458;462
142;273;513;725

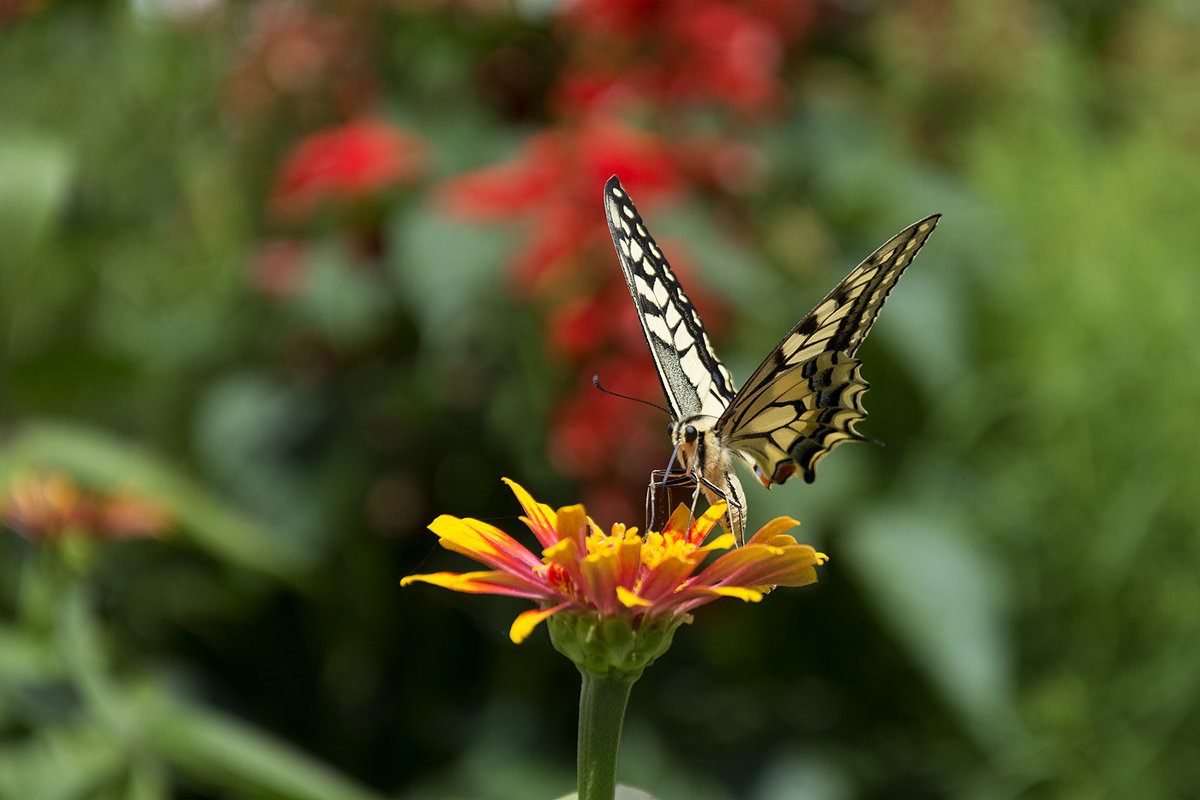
646;469;695;532
646;469;746;543
644;468;707;532
696;471;745;544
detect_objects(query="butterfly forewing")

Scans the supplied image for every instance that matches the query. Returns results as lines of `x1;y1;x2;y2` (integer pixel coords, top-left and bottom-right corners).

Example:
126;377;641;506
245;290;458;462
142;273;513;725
718;214;941;486
604;177;736;421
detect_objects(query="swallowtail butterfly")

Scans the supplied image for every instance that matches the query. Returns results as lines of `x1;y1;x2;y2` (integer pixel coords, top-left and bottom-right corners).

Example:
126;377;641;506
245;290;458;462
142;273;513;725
603;175;939;541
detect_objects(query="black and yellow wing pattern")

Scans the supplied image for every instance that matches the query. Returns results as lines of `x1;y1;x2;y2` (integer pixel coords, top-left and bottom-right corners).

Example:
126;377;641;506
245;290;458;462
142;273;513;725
603;175;939;538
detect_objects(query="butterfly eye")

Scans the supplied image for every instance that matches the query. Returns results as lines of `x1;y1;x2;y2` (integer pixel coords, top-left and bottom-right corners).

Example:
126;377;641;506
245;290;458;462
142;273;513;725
667;421;677;435
683;425;698;443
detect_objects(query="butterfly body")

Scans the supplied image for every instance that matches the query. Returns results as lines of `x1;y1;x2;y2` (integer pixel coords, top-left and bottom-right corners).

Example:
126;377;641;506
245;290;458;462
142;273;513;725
668;415;748;538
603;175;939;541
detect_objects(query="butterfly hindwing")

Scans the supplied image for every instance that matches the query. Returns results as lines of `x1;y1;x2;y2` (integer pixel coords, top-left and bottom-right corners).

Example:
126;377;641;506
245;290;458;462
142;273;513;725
604;177;736;421
718;214;941;486
721;350;870;486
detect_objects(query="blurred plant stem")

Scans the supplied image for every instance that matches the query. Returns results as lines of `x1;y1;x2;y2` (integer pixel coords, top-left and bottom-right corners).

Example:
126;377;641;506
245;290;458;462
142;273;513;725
576;668;638;800
26;560;389;800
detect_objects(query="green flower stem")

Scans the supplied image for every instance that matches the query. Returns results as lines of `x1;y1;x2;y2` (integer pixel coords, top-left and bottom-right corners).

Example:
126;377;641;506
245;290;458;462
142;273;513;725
576;667;638;800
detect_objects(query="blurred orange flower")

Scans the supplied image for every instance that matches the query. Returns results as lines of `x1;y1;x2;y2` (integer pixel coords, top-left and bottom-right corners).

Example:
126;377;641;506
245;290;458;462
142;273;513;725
1;471;170;543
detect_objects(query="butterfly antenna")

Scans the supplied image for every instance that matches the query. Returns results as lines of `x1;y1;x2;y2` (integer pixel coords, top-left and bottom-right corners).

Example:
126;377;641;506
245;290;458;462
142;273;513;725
591;376;670;415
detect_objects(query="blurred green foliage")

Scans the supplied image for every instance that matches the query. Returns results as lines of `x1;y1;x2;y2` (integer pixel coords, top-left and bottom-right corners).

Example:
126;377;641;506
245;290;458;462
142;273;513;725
3;1;1200;799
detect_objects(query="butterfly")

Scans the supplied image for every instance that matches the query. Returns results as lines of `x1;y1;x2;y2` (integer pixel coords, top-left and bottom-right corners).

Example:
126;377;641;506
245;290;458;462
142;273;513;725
603;175;940;541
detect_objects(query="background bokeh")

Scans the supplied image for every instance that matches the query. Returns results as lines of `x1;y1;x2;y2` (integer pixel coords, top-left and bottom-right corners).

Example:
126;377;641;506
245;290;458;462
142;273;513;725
3;1;1199;798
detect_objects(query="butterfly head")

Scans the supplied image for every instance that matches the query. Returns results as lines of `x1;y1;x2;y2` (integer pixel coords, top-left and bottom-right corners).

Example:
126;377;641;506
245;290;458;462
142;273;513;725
663;414;746;542
668;415;723;477
668;420;699;444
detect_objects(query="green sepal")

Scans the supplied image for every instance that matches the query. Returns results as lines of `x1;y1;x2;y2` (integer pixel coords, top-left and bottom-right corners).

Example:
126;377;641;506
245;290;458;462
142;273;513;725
547;612;690;678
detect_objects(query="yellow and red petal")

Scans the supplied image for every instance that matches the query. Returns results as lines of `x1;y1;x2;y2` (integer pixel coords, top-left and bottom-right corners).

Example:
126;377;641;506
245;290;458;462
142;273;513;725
688;502;728;545
655;501;727;547
658;504;689;536
660;503;694;539
579;547;621;615
696;532;738;555
750;544;826;587
510;603;571;644
400;570;557;599
428;514;543;572
745;515;802;546
697;585;764;602
668;582;768;616
636;552;701;604
700;541;825;589
613;530;643;587
503;478;560;548
555;503;590;553
543;537;586;592
616;586;650;608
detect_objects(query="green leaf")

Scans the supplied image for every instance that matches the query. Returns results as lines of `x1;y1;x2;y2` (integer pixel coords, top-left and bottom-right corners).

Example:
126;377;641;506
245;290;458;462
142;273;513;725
49;584;387;800
289;239;398;347
150;699;388;800
390;207;509;352
0;624;62;684
0;720;126;800
0;134;72;260
842;505;1017;745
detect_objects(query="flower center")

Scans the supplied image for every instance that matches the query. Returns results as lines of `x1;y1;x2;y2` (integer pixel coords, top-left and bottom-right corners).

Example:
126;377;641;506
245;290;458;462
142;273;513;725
639;529;697;570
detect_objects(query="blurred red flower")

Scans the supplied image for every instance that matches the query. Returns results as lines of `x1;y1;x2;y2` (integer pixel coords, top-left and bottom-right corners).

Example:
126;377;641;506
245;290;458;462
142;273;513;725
437;117;680;288
549;359;663;481
547;288;628;359
544;241;725;360
556;0;815;116
270;118;427;221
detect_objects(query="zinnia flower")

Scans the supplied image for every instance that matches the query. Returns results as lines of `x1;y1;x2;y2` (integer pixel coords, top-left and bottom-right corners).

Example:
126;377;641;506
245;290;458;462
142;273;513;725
403;478;825;673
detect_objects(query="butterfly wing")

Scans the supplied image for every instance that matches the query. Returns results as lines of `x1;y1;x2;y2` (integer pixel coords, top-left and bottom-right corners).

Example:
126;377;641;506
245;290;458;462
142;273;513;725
603;176;736;421
718;214;941;487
